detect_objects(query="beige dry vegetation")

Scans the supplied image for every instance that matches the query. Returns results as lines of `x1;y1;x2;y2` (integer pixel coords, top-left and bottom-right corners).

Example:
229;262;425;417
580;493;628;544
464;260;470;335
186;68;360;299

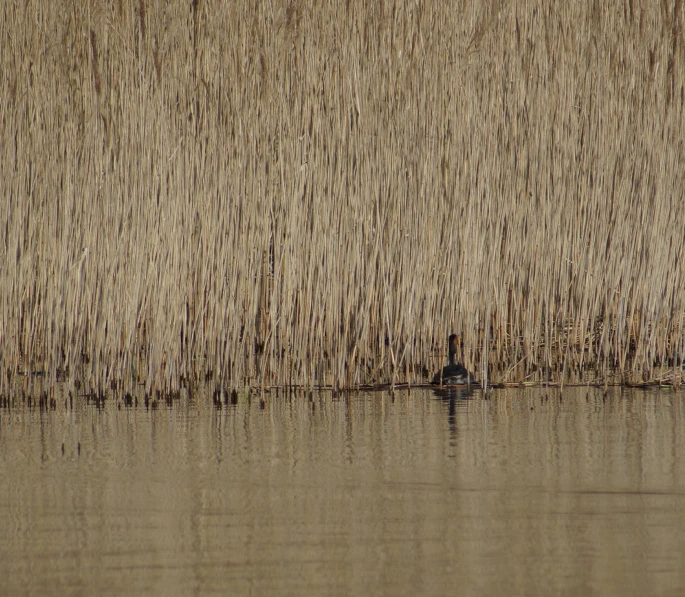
2;0;685;396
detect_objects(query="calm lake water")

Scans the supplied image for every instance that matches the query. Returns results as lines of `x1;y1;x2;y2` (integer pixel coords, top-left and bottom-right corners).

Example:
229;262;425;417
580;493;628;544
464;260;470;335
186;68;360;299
2;385;685;596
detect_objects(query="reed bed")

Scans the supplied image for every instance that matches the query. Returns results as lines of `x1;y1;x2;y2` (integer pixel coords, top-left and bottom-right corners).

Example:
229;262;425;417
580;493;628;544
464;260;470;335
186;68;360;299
2;0;685;396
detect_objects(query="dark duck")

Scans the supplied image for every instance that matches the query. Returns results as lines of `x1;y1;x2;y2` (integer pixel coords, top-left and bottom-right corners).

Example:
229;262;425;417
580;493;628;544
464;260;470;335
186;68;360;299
432;334;474;386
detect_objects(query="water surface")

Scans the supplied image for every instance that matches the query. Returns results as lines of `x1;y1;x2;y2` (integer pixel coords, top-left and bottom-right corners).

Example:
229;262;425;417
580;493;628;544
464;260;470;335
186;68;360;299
2;386;685;596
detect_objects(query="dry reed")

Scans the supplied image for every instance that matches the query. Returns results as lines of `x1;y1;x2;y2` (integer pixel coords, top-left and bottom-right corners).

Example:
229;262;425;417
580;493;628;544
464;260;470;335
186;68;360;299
1;0;685;396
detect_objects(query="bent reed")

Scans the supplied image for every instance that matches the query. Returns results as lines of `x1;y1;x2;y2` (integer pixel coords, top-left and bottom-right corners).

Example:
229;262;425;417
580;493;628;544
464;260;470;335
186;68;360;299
2;1;685;396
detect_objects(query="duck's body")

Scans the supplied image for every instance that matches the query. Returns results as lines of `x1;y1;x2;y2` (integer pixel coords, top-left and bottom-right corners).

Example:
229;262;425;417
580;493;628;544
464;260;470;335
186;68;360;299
432;362;473;386
432;334;474;386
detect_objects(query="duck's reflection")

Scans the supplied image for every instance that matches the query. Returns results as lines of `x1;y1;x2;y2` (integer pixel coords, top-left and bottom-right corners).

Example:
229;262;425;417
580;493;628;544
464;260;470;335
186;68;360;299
432;385;476;435
431;386;475;401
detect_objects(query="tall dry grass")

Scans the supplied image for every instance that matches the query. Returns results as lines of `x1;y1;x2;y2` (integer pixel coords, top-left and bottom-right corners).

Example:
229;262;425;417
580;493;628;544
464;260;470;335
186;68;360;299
1;0;685;394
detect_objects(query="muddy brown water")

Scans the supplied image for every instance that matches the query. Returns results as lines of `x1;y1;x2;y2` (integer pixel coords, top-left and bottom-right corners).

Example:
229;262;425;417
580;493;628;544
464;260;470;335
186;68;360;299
2;386;685;596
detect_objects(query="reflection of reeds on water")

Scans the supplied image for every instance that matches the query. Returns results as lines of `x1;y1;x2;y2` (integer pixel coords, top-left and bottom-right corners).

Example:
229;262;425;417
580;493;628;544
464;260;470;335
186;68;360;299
2;2;685;395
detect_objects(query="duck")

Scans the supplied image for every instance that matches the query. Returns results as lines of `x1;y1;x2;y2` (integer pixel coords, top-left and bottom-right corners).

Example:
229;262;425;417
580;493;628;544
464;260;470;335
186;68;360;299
432;334;474;386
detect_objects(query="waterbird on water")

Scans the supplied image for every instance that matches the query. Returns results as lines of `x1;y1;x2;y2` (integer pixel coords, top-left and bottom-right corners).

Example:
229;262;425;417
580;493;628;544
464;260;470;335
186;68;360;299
432;334;474;386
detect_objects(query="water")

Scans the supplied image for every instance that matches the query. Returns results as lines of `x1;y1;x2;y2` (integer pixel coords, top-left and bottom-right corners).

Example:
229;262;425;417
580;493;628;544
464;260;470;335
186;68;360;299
2;386;685;596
